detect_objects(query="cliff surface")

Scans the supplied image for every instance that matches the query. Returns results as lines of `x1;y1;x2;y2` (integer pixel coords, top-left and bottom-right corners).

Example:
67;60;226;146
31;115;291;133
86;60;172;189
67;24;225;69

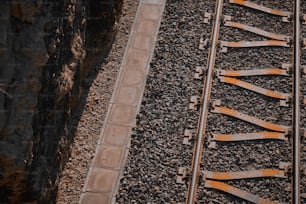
0;0;122;203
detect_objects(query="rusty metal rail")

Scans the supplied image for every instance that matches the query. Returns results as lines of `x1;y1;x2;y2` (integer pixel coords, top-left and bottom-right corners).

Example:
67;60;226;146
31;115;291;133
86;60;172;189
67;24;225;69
203;169;287;180
220;40;290;52
224;20;291;42
217;76;290;105
210;132;288;142
293;0;301;203
217;67;290;77
202;162;289;204
229;0;291;21
204;180;279;204
186;0;224;203
211;100;290;133
203;163;289;204
181;0;299;203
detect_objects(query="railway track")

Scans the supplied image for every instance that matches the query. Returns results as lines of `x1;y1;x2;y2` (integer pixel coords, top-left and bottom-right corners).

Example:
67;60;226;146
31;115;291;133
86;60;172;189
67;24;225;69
177;0;304;203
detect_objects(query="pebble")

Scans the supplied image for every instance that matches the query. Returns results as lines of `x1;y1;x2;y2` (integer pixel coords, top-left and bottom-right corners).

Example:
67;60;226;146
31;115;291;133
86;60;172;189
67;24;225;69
116;0;298;203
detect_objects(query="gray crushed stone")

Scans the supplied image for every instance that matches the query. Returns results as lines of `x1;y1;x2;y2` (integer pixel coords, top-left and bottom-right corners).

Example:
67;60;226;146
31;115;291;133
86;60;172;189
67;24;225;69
116;0;301;203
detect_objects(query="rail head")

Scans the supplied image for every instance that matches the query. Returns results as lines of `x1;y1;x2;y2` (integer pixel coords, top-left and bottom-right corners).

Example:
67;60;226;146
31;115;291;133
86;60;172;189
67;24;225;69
186;0;224;203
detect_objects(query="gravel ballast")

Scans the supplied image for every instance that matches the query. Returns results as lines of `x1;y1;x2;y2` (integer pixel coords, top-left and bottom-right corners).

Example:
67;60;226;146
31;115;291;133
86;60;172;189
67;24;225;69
116;0;298;203
116;0;214;202
300;1;306;203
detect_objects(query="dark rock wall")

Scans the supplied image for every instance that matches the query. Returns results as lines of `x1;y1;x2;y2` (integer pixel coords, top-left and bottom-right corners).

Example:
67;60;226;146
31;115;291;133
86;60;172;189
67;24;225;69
0;0;122;203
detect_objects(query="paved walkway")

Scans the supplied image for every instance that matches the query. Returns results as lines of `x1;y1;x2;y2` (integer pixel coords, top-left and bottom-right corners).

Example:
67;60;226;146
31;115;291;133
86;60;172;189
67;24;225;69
79;0;166;203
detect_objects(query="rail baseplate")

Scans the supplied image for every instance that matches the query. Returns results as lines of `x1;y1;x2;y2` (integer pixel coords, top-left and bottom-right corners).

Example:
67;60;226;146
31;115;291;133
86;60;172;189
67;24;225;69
176;167;187;184
194;66;204;79
189;96;200;110
199;38;208;50
204;12;213;24
183;129;194;145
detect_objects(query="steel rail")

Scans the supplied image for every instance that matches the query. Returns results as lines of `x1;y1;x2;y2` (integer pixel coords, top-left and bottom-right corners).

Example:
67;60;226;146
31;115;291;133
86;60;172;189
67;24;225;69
203;169;287;180
230;0;291;18
211;105;290;133
218;76;290;101
211;132;288;142
186;0;223;203
220;40;290;49
224;21;290;42
293;0;301;203
204;180;279;204
217;68;289;77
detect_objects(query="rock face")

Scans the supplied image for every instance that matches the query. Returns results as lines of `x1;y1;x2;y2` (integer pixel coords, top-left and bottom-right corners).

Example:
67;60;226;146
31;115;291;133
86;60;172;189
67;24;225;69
0;0;122;203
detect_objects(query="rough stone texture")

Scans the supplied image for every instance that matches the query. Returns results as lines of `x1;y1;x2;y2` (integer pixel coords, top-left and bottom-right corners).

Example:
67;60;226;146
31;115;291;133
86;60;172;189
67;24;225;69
116;0;295;203
0;0;122;203
116;0;211;202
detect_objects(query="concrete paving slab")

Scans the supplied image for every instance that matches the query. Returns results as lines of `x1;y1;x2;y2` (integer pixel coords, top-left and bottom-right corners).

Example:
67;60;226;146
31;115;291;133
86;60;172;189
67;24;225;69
131;33;154;51
138;4;163;21
86;168;118;193
80;193;111;204
93;145;125;170
108;104;136;126
135;19;158;35
119;69;145;88
114;86;140;105
141;0;166;4
102;124;131;146
125;48;149;70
